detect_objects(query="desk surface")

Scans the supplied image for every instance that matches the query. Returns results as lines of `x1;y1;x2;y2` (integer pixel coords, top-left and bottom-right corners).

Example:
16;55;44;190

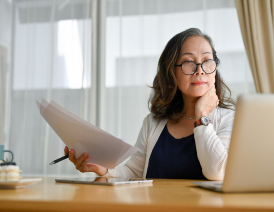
0;177;274;212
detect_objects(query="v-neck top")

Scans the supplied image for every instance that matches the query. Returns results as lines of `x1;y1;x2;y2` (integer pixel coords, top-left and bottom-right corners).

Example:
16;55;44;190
146;125;206;179
103;107;235;181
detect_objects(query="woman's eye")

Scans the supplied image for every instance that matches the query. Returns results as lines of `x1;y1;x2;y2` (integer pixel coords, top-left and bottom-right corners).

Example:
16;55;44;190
204;58;213;62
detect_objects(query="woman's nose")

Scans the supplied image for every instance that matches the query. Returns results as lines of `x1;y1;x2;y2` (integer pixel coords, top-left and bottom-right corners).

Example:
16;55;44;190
195;64;205;75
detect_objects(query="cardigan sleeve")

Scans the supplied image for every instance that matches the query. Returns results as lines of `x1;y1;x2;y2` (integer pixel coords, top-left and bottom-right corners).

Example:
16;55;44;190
193;109;235;181
100;115;149;178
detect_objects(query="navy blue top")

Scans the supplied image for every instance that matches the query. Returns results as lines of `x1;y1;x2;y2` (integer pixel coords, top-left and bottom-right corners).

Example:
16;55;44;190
146;125;206;179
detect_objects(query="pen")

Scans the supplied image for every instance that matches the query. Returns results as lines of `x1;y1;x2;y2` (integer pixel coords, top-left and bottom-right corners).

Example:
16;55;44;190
49;155;69;165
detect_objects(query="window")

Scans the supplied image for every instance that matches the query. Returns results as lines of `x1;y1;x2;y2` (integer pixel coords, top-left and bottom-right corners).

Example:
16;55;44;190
9;0;95;176
4;0;255;176
102;0;255;148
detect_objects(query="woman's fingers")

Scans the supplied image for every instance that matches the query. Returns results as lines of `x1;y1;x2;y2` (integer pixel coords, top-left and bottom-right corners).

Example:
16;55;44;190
66;149;98;174
78;155;91;173
78;158;107;175
195;84;219;118
68;149;77;164
204;85;216;99
206;92;218;108
75;153;88;170
64;146;69;155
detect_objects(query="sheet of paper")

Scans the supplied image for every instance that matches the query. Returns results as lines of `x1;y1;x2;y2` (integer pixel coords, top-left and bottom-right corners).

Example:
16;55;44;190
37;99;138;168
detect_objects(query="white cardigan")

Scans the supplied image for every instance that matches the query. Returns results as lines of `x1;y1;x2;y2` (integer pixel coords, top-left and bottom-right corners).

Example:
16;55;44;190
104;107;235;180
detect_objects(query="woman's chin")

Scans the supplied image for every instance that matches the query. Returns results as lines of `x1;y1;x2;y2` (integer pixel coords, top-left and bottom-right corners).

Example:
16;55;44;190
180;87;211;98
189;90;207;97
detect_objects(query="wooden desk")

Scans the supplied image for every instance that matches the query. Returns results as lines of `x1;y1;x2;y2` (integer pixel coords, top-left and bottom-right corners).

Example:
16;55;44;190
0;177;274;212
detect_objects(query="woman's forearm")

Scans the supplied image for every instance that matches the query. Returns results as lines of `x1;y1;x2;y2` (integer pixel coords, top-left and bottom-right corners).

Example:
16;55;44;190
194;124;229;180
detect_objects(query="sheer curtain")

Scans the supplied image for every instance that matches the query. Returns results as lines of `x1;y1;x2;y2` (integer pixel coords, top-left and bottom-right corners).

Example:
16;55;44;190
102;0;256;148
8;0;95;177
0;46;7;146
0;0;12;148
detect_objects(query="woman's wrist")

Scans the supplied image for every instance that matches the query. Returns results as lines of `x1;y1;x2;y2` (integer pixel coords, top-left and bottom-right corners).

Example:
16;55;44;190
195;110;209;121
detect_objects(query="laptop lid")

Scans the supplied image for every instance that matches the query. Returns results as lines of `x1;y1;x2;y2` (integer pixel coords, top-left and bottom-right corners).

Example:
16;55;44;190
222;94;274;192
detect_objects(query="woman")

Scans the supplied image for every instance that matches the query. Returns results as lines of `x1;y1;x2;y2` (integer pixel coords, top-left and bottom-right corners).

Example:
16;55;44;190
64;28;235;180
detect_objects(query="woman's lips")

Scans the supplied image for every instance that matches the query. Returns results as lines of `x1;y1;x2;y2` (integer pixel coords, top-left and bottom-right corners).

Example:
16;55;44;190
191;81;206;86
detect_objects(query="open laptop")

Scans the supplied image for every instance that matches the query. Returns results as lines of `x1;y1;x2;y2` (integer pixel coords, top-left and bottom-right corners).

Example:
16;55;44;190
192;94;274;193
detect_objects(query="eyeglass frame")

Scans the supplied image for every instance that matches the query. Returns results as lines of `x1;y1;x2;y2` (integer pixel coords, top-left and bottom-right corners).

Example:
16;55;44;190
175;59;217;75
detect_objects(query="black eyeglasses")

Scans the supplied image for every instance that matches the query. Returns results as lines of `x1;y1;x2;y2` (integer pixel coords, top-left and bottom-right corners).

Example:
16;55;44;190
175;59;217;75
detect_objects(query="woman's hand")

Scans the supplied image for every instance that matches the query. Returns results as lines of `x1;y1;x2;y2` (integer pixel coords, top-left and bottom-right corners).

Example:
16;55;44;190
195;85;219;121
64;146;108;176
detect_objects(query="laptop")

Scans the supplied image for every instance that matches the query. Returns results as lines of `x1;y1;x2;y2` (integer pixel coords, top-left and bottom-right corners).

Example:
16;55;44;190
56;177;153;186
192;94;274;193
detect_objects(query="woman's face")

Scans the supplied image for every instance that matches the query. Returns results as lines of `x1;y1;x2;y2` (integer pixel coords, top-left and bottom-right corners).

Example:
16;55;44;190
175;36;216;98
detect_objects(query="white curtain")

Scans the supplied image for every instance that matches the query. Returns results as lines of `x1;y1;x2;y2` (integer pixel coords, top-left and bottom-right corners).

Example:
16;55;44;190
102;0;256;147
0;0;12;150
3;0;256;176
8;0;95;177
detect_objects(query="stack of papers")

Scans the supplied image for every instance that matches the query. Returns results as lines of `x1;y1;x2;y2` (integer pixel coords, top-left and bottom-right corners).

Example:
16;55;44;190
36;99;138;169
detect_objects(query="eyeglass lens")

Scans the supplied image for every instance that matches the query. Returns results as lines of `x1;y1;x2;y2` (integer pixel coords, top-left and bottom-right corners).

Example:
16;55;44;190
181;60;216;75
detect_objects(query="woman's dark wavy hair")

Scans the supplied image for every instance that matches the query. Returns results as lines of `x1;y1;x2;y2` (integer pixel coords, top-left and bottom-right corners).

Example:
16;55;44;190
149;28;236;123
